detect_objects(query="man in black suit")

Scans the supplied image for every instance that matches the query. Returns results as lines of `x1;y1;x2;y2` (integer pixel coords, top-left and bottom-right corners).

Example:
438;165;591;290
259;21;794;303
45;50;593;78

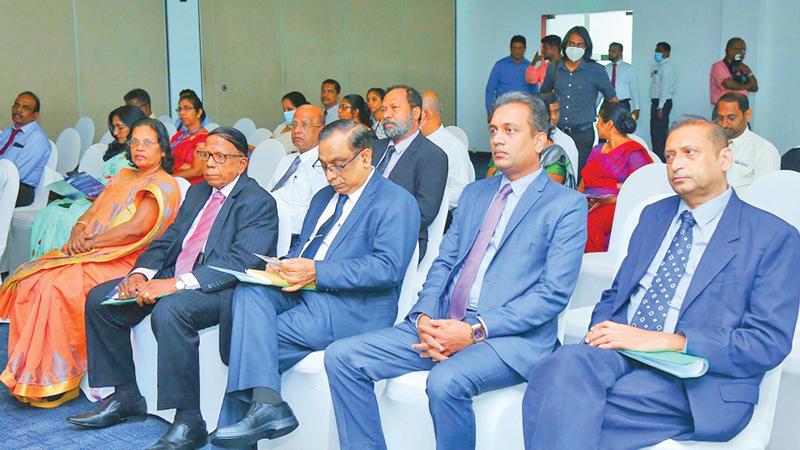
372;84;448;258
67;128;278;450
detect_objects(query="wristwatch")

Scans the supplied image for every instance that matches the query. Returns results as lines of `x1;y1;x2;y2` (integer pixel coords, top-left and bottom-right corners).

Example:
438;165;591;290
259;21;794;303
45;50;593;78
175;277;186;291
471;323;487;343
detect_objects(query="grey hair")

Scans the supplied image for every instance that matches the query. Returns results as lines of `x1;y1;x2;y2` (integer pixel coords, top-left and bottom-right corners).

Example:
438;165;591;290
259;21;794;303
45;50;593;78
423;95;443;116
319;119;373;154
492;91;549;135
669;116;729;151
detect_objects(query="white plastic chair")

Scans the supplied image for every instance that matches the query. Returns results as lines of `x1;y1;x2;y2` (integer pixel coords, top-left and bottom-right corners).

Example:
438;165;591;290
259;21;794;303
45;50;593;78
99;130;114;145
55;127;82;175
275;198;292;257
248;128;272;147
163;120;177;139
233;117;257;141
205;122;220;132
158;114;173;129
78;143;107;179
248;139;286;186
175;176;191;203
0;160;20;262
445;125;469;150
74;116;95;157
417;193;449;282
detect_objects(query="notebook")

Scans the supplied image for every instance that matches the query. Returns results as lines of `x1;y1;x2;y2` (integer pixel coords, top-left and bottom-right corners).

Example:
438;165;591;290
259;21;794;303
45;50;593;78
619;350;709;378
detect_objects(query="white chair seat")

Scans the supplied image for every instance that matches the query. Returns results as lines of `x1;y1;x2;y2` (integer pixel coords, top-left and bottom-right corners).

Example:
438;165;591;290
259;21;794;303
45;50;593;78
0;160;20;261
75;116;95;158
249;128;272;147
249;139;287;186
233;118;257;142
56;128;82;175
98;130;114;145
78;143;107;179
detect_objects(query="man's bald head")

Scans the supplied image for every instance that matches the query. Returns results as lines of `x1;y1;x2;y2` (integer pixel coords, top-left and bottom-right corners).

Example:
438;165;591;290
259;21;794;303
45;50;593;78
670;118;729;153
421;90;444;136
291;104;325;152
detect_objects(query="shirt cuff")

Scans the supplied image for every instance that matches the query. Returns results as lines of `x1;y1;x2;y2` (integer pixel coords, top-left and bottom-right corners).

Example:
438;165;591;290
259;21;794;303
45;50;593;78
130;268;157;280
476;315;489;339
177;273;201;290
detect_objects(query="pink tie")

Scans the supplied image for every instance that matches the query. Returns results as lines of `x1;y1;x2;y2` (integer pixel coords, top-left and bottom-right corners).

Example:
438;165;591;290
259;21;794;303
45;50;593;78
175;191;226;276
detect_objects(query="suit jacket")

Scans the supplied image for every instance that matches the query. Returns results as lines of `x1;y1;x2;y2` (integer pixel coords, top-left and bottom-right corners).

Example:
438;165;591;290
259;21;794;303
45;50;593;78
409;172;588;377
590;193;800;441
134;175;278;362
371;132;448;257
287;173;419;342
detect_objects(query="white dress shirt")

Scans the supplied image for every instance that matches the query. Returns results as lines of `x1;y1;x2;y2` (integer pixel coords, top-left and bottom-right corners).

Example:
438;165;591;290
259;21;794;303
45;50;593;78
551;127;579;175
626;188;732;333
300;169;375;260
727;128;781;194
379;130;420;177
325;104;340;125
426;125;475;209
133;176;241;290
269;146;328;235
649;57;676;108
605;61;640;110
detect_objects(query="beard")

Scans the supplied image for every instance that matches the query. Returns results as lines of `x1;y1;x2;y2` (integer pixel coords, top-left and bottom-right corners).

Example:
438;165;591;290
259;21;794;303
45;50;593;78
384;115;414;139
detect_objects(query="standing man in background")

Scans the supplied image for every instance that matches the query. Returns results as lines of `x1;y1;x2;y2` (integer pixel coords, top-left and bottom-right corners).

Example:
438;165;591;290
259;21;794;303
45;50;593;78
650;41;676;162
485;35;534;122
709;38;758;106
606;42;640;119
321;79;341;125
526;35;562;90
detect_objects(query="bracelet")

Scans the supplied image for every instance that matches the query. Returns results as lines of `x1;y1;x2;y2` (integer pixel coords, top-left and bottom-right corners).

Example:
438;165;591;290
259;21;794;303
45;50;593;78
76;221;88;228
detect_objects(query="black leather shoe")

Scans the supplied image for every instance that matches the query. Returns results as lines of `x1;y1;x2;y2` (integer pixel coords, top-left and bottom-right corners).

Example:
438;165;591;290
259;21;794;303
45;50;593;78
146;421;208;450
209;401;299;448
66;395;147;428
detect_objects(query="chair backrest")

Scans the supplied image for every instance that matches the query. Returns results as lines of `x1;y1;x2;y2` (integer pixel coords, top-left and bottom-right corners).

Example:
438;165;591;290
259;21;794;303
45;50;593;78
396;245;420;324
445;125;469;149
163;120;177;138
78;143;107;178
248;128;272;146
248;139;286;187
0;160;20;259
175;176;191;204
205;122;220;132
417;192;449;281
273;198;292;257
15;140;58;213
607;163;672;259
158;114;173;129
74;116;95;157
741;170;800;233
98;130;114;145
55;127;82;175
613;192;674;267
233;117;257;140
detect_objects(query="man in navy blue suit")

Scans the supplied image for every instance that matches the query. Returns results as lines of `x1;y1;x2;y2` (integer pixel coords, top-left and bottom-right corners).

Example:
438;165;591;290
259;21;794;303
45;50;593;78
523;118;800;449
209;120;420;448
68;127;278;450
323;93;588;450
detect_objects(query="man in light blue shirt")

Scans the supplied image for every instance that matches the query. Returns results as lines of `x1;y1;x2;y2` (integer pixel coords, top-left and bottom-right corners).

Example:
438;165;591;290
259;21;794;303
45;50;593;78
0;91;51;206
485;35;536;118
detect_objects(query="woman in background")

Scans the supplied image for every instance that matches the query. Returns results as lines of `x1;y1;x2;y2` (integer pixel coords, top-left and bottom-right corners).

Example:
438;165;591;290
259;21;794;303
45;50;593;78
273;91;308;154
171;94;208;183
367;87;387;138
338;94;374;130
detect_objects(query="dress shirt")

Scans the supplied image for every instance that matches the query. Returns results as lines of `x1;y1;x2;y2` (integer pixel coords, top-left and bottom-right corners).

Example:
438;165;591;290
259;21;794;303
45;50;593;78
325;104;340;125
426;125;475;209
132;175;240;289
299;169;375;260
709;60;750;104
626;188;732;333
727;128;781;194
649;57;676;109
269;146;328;234
0;121;51;186
605;61;639;110
551;127;579;173
379;130;420;177
542;60;616;127
485;55;533;114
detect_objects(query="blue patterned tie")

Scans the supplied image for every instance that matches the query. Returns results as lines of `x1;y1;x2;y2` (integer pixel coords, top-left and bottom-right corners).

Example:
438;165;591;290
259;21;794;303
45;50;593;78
302;194;349;259
271;155;302;192
630;210;696;331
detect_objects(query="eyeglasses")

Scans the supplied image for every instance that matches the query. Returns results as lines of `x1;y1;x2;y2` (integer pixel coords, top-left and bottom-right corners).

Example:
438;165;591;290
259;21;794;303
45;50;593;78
338;104;352;111
175;106;196;113
197;150;245;164
313;148;365;175
130;138;158;148
291;121;324;130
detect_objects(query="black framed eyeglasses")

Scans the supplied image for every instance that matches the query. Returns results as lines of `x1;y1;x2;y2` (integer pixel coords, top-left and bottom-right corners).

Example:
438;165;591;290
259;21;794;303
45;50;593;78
313;148;365;175
197;150;245;164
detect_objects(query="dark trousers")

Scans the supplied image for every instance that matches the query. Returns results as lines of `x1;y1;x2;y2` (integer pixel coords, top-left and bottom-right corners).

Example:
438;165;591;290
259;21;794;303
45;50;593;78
15;182;34;207
618;99;631;111
85;278;223;411
650;98;673;162
560;123;595;177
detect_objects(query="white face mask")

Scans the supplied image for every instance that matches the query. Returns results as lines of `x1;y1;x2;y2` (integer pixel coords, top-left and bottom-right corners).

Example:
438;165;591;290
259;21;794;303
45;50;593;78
565;47;585;62
733;53;743;62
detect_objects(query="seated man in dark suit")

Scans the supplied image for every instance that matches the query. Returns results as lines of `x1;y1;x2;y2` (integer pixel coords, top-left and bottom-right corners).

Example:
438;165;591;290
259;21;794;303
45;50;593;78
523;119;800;449
67;128;278;450
208;120;420;449
324;93;587;450
371;84;448;258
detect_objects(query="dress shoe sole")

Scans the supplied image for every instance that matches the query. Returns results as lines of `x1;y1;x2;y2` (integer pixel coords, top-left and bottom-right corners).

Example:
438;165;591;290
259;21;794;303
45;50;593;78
211;416;299;448
67;413;147;428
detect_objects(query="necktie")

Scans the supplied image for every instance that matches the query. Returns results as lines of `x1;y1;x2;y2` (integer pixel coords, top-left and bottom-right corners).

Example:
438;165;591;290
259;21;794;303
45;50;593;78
449;183;513;320
630;211;696;331
0;128;21;156
376;145;396;176
302;194;349;259
271;155;302;192
175;191;226;276
611;63;617;88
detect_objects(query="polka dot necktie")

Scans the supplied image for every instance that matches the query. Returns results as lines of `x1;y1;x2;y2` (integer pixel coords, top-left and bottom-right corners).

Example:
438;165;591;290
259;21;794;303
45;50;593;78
630;210;696;331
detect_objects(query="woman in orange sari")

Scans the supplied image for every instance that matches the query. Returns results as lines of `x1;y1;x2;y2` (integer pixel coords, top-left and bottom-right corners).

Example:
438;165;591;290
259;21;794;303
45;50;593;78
171;94;208;184
579;103;653;252
0;118;181;407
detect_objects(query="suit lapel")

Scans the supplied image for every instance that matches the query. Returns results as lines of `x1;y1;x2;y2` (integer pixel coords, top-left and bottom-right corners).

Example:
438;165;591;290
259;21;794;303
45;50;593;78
289;187;334;258
204;176;249;259
325;175;380;257
387;133;424;181
495;171;547;251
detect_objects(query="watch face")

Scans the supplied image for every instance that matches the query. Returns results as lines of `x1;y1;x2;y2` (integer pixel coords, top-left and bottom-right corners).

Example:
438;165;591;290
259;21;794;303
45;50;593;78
472;327;486;341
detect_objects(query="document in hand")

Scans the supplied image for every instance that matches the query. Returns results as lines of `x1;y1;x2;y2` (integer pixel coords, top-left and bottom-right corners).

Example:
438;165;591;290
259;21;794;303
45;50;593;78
618;350;709;378
209;266;317;291
100;281;170;306
48;172;105;199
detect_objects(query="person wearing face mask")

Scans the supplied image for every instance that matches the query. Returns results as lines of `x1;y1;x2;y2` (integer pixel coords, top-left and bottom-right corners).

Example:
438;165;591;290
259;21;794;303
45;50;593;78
274;91;309;154
541;26;617;175
710;37;758;106
649;41;676;162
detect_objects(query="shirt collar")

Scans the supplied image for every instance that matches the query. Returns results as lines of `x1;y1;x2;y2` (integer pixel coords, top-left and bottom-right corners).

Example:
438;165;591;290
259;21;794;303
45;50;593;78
339;167;374;205
298;145;319;163
215;175;240;198
499;167;543;197
389;129;420;155
15;120;38;133
326;104;339;116
677;187;732;229
730;128;752;146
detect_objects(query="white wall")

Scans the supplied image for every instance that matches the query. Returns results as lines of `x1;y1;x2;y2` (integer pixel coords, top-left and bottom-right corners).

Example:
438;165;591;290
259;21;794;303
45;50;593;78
166;0;203;120
457;0;796;154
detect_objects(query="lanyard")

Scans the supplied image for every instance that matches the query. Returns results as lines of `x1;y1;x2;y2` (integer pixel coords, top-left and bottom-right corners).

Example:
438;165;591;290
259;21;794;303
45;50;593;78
171;127;202;150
